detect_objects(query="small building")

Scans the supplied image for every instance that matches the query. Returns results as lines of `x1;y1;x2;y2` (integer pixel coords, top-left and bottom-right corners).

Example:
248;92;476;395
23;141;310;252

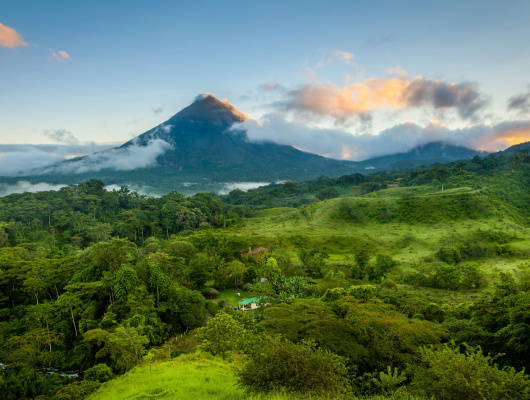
241;246;269;258
237;297;261;311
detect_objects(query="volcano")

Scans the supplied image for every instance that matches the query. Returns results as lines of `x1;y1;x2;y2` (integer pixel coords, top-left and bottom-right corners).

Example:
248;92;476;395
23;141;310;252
1;93;491;195
118;93;357;172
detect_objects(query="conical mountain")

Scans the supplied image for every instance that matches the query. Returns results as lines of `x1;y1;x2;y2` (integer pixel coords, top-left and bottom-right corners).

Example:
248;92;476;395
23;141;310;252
119;93;355;171
119;93;250;166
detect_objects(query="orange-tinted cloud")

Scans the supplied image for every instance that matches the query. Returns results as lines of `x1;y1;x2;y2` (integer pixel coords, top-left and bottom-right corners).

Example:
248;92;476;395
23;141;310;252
57;50;70;59
0;22;28;48
334;50;354;65
470;122;530;151
282;74;486;123
49;49;71;61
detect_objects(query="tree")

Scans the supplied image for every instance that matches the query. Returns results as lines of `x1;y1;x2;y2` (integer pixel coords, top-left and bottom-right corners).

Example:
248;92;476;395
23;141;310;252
195;313;251;359
412;344;530;400
83;326;149;373
166;241;197;262
352;249;372;279
114;266;139;302
316;187;340;200
374;254;397;279
226;260;246;288
6;329;62;371
262;257;281;285
431;166;452;191
355;249;370;270
147;264;170;307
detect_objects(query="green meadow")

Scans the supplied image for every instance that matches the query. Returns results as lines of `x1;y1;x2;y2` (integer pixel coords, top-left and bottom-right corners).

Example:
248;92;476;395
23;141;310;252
88;353;422;400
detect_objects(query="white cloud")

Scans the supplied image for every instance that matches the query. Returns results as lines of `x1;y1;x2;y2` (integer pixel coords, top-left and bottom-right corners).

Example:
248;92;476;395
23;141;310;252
0;181;67;197
43;138;172;174
235;116;530;161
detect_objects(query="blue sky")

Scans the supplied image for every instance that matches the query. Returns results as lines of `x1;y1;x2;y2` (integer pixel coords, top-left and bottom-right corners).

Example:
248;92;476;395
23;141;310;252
1;0;530;163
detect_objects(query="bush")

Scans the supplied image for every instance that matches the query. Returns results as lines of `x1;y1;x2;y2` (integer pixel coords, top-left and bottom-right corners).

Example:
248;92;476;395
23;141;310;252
201;287;220;299
237;339;351;397
432;265;462;290
347;284;379;301
54;381;101;400
316;187;340;200
84;363;114;383
411;344;530;400
321;287;347;302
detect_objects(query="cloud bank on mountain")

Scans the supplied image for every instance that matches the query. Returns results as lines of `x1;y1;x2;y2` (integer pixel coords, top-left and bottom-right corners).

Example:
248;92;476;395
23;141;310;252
237;116;530;161
0;139;172;176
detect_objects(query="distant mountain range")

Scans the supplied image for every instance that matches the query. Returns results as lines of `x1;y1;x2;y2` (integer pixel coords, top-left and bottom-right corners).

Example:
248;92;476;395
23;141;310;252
356;141;488;170
1;94;525;195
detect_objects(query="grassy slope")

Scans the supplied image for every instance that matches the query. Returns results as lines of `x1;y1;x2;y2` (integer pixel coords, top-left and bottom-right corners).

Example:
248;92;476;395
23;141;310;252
224;184;530;305
88;352;419;400
89;353;251;400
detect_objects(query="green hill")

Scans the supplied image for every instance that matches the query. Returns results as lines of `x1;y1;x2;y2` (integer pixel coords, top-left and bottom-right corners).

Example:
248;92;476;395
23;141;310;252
88;352;420;400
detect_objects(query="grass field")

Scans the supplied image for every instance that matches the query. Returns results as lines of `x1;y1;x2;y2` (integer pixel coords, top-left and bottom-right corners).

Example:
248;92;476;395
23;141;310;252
220;186;530;305
88;352;422;400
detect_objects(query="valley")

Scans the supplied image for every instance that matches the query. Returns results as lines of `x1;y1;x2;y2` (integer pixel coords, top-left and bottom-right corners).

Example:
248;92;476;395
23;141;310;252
0;148;528;399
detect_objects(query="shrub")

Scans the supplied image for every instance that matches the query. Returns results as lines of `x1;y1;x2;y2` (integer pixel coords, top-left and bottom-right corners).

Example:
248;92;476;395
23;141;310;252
84;363;114;383
54;381;101;400
201;287;219;299
321;287;347;302
411;344;530;400
316;187;340;200
237;339;351;397
347;284;379;301
432;265;462;290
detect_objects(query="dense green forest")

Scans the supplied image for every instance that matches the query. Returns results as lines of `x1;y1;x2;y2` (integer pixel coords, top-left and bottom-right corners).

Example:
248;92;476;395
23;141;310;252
0;149;529;399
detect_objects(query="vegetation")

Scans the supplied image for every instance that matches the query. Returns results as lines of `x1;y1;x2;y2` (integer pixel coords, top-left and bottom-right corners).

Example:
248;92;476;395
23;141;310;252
0;149;529;399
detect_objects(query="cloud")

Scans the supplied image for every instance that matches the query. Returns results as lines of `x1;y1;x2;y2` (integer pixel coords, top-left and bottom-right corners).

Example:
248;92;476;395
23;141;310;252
278;74;486;123
43;138;173;175
153;107;163;114
0;149;64;176
0;143;115;176
405;78;486;119
235;116;530;161
259;82;283;92
507;88;530;114
0;22;28;48
218;182;272;195
0;181;67;197
49;48;71;61
315;49;356;69
44;129;79;145
160;124;172;133
334;50;355;65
